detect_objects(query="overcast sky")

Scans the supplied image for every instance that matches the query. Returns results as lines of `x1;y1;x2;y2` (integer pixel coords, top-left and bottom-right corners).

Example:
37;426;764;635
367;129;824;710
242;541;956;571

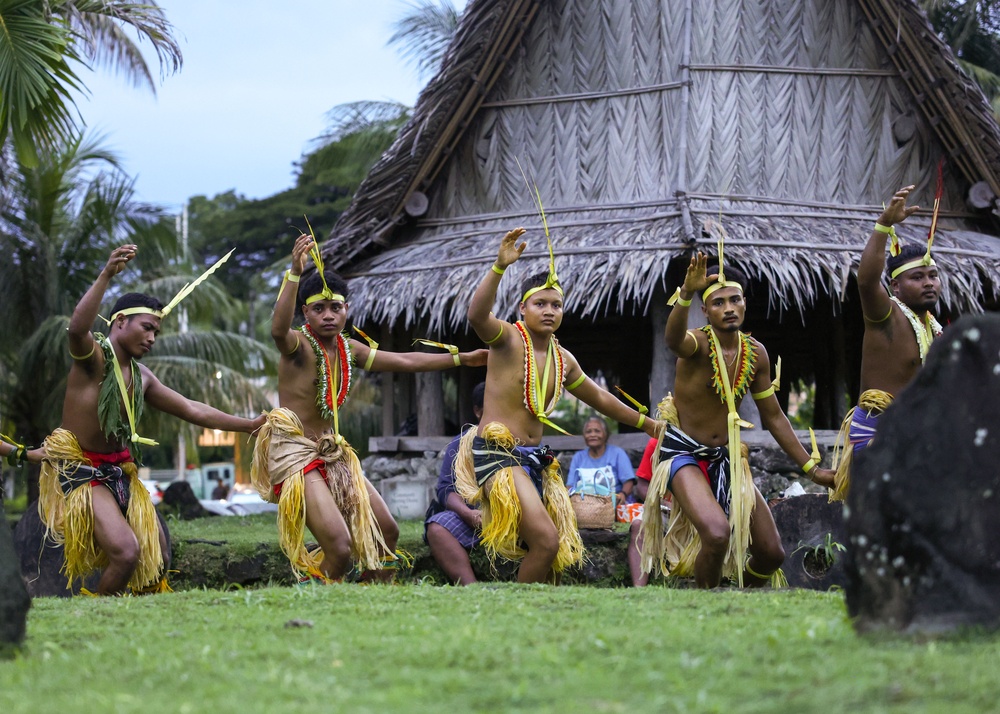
75;1;466;211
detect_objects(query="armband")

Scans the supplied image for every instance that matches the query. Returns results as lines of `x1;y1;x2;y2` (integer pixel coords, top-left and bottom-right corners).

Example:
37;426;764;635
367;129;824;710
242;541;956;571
635;414;646;430
751;385;775;401
70;344;96;361
491;264;506;276
285;270;301;282
566;372;587;390
873;223;893;234
364;348;378;371
485;324;504;345
801;458;818;475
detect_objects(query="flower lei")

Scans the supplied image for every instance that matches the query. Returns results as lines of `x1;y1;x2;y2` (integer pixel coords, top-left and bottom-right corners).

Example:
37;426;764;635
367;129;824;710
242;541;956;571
701;325;756;404
298;325;352;423
890;296;943;363
514;321;568;433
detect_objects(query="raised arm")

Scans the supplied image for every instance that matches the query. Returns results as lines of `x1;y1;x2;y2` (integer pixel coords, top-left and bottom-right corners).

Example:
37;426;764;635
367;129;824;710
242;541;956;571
857;186;919;322
68;245;137;360
468;228;526;343
271;234;313;356
351;341;488;372
665;252;713;357
143;368;266;434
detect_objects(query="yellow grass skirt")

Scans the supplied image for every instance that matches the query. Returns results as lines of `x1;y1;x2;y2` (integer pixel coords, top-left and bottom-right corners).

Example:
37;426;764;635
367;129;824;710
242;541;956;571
250;408;389;580
829;389;893;503
453;422;584;573
38;428;163;592
639;396;783;588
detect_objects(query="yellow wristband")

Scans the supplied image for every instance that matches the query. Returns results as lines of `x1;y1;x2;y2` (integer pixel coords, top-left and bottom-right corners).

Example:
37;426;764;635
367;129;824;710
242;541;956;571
452;353;461;367
364;348;378;371
802;458;818;475
675;295;692;307
286;270;301;282
635;414;646;430
873;223;892;234
491;264;505;275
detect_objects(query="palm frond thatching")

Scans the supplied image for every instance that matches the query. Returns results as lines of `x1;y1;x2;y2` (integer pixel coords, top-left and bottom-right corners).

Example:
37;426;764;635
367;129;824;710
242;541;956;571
324;0;1000;329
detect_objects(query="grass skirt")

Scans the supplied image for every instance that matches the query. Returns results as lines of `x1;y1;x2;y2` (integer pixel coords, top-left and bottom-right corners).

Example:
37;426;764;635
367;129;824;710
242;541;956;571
38;428;163;592
250;408;388;579
454;422;584;573
830;389;893;503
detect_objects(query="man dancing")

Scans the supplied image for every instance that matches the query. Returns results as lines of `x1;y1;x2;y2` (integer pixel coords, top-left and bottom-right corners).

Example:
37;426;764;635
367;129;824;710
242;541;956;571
39;245;265;595
456;227;660;584
830;185;942;500
641;253;834;588
252;234;486;584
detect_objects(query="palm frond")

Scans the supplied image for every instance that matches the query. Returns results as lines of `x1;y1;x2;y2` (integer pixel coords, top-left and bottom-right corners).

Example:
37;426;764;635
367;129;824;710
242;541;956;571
388;0;461;79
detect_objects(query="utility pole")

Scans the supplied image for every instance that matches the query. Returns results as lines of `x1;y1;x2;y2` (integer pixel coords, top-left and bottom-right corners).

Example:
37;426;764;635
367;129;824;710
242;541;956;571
175;206;189;481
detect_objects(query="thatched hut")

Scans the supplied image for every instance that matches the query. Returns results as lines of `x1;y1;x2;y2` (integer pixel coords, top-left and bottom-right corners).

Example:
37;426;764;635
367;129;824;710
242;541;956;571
326;0;1000;437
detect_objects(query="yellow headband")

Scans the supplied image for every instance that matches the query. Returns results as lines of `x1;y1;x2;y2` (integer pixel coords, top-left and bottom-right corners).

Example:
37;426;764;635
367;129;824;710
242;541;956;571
515;157;562;307
702;280;744;302
105;248;235;326
522;279;564;304
301;216;346;306
890;256;937;280
305;292;346;305
110;307;163;322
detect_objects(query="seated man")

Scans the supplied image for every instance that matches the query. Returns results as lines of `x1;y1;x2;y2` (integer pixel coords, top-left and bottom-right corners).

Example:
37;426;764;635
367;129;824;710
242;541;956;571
424;382;486;585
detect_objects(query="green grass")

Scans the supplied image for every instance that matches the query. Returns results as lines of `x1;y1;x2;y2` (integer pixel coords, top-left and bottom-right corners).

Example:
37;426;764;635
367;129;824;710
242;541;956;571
2;586;999;713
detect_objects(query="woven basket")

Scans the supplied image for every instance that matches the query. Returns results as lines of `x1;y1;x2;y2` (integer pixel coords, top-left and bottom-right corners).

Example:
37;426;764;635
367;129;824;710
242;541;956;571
570;493;615;529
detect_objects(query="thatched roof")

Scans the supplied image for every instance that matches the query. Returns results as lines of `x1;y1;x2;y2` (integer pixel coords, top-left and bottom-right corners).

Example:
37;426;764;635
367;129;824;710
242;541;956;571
327;0;1000;331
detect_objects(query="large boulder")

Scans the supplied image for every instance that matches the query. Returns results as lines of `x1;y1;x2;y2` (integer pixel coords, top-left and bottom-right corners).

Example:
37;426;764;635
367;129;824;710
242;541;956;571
846;314;1000;633
162;480;214;520
0;500;31;656
13;501;171;597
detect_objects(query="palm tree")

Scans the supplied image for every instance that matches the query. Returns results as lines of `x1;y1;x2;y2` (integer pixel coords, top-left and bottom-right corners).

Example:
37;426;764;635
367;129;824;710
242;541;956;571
0;132;273;498
921;1;1000;113
387;0;461;79
0;0;182;167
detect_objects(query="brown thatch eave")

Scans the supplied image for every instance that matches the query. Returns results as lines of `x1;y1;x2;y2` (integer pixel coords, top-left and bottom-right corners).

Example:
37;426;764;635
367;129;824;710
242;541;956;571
342;207;1000;334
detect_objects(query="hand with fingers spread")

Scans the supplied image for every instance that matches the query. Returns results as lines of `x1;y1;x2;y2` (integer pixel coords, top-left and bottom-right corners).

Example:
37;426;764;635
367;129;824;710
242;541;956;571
496;227;527;269
681;251;716;297
102;245;138;279
878;185;920;227
290;233;314;276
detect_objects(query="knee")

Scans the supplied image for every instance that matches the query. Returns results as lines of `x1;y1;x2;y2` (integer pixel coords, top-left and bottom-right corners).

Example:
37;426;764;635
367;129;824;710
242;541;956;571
106;532;140;570
527;522;560;559
326;537;353;565
700;520;732;555
754;541;785;572
380;516;400;551
426;523;450;552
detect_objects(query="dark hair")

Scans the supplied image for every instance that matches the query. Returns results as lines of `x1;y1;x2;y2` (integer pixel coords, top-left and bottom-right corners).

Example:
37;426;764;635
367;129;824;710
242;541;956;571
519;271;565;301
886;243;928;280
706;263;748;287
298;270;349;309
472;382;486;410
111;292;164;316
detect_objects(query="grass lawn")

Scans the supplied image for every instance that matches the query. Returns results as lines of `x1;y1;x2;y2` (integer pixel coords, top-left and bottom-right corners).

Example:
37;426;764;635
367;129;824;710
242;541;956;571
2;585;999;713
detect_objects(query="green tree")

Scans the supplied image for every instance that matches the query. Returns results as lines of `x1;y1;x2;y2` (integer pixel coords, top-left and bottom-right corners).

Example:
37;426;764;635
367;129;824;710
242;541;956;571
0;132;272;499
0;0;181;166
922;1;1000;112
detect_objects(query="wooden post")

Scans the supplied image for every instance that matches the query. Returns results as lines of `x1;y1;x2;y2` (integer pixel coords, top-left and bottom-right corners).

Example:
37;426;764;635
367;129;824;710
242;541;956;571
649;290;674;404
416;371;445;436
380;323;395;436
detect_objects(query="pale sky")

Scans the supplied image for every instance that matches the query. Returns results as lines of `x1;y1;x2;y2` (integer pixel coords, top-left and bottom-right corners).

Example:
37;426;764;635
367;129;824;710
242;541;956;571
76;1;466;210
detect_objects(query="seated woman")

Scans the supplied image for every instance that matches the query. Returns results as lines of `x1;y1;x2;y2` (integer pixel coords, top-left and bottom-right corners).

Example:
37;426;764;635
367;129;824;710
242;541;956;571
566;416;636;505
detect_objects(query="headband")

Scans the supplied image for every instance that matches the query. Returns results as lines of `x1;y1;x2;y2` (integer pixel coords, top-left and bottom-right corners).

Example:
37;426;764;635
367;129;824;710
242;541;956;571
107;248;235;324
516;157;563;305
302;216;346;305
891;160;944;280
702;280;744;302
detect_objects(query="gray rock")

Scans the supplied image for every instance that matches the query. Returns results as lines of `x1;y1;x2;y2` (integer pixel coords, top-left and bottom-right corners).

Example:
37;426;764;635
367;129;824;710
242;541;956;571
0;500;30;655
846;315;1000;633
771;494;847;590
